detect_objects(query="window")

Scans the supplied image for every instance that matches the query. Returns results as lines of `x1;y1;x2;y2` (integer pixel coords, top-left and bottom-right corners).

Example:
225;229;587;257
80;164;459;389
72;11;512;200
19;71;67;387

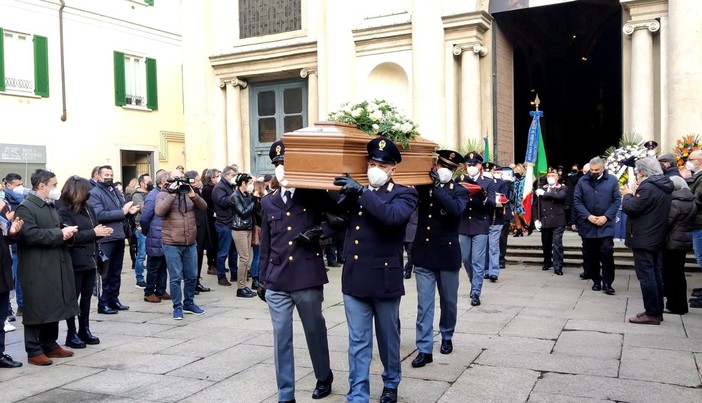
113;51;158;110
0;27;49;97
239;0;302;39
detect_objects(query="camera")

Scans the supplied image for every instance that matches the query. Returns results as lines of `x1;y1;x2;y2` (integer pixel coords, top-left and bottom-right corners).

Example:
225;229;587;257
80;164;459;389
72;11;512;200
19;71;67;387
166;175;194;194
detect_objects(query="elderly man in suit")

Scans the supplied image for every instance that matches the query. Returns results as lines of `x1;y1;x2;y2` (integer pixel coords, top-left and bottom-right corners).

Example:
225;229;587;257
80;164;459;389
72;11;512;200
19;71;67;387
410;149;468;369
333;137;419;403
258;140;337;402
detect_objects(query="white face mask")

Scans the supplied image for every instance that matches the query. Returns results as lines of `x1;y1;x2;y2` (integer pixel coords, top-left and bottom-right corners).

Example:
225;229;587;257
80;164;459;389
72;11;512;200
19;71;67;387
48;187;61;201
228;177;237;186
686;161;696;172
275;164;285;182
12;185;26;195
547;177;557;185
246;183;254;193
367;166;389;188
483;172;493;179
437;167;453;184
467;166;480;177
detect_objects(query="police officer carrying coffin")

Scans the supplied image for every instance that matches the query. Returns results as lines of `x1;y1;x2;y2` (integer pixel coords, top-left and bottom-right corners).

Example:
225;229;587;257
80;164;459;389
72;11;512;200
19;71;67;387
333;137;419;403
410;149;468;368
258;140;336;403
457;152;497;307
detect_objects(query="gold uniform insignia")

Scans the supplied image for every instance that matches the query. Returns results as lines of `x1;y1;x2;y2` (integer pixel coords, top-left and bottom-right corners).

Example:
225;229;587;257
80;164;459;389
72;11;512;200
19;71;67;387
378;140;386;150
275;145;282;155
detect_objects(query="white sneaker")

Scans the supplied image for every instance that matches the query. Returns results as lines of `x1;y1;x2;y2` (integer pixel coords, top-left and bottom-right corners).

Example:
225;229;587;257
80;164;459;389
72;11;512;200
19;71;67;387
4;321;16;332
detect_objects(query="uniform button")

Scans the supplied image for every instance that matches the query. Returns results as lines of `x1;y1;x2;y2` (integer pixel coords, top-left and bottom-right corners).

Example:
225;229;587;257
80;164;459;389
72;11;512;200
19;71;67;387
355;226;360;230
316;252;320;256
286;212;291;216
427;226;431;230
354;255;359;260
448;241;452;245
429;203;433;207
354;240;359;244
358;211;363;216
428;214;432;218
287;226;292;231
426;238;429;242
288;256;294;261
303;208;307;212
384;262;388;266
288;241;293;245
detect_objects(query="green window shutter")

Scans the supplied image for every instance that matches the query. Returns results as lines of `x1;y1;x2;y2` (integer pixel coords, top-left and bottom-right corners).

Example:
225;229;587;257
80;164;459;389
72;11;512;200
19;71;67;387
145;0;154;6
114;51;126;106
0;27;5;92
33;35;49;97
146;57;158;110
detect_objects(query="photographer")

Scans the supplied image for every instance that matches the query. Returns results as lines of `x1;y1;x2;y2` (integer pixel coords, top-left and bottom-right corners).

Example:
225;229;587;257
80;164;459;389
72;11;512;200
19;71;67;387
155;170;207;320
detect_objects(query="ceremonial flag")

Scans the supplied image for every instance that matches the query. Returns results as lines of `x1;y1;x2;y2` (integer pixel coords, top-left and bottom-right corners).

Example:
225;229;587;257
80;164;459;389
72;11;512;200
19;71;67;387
483;134;490;163
522;109;547;226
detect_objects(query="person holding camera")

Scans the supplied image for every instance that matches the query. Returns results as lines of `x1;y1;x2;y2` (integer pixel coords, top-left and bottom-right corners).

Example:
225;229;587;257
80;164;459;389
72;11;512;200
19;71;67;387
155;170;208;320
231;172;256;298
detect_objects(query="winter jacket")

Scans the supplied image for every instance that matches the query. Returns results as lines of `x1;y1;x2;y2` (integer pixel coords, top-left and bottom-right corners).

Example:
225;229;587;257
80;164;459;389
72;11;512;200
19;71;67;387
58;203;101;271
666;187;696;251
685;171;702;228
212;180;235;227
88;182;129;242
231;189;254;231
155;191;207;246
140;188;164;257
0;215;16;294
573;172;621;238
622;174;674;251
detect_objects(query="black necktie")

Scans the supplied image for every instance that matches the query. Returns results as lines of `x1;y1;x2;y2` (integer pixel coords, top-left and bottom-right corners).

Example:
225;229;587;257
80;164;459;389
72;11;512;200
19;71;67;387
284;190;292;206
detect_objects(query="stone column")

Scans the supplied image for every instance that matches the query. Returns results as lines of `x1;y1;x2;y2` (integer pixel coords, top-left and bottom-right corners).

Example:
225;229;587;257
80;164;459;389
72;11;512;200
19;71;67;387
225;78;248;166
668;1;702;139
214;79;227;169
623;19;659;140
453;42;488;147
301;68;318;124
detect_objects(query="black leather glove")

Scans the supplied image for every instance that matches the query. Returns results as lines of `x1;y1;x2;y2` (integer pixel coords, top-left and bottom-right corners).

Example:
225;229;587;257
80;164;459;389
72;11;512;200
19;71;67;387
295;226;324;247
333;175;365;196
257;285;266;302
429;168;441;187
324;212;349;231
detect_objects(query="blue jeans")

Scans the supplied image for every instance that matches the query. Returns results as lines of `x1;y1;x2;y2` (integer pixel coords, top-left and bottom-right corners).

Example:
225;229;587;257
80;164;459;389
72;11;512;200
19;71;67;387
145;254;168;297
215;223;238;278
11;244;22;309
459;234;488;297
692;228;702;267
162;243;198;309
633;249;665;317
251;244;260;277
415;267;459;354
343;294;401;403
135;230;147;282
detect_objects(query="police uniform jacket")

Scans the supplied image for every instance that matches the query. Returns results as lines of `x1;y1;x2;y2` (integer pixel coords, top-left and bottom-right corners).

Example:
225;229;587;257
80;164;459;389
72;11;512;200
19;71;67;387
341;181;418;298
259;188;332;292
487;177;510;226
457;174;496;236
412;181;468;271
536;183;568;229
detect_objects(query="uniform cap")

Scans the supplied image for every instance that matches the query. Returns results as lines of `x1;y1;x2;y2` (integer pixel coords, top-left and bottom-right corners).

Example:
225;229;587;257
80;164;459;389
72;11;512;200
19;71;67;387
436;149;465;168
269;141;285;163
367;137;402;164
464;151;483;165
644;140;658;150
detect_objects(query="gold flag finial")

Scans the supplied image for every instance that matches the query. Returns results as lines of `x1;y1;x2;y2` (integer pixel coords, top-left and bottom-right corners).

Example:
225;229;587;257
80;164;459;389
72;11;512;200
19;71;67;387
534;94;541;110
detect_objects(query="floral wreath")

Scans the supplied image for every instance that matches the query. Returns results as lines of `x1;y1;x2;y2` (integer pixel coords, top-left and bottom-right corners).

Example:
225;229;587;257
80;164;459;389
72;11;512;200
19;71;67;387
604;134;648;186
673;134;702;168
327;99;420;148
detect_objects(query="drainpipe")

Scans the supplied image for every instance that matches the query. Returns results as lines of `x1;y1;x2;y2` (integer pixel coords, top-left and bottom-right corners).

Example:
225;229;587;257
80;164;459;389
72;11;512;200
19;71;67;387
59;0;67;121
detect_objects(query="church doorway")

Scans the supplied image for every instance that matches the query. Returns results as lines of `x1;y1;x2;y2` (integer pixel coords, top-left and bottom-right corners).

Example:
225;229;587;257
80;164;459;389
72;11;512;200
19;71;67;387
493;0;622;169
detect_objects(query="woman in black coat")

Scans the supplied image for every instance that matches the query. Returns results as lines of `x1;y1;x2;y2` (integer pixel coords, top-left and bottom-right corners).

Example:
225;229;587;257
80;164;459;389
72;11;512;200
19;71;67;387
58;176;113;348
0;199;23;368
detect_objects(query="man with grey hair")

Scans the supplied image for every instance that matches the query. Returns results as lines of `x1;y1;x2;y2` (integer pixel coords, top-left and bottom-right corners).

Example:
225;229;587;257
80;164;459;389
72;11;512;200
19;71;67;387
621;157;673;324
573;157;621;295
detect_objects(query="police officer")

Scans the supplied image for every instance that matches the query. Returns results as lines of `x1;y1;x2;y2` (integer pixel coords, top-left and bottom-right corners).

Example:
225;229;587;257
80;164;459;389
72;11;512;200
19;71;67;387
333;137;419;403
483;162;509;282
410;149;468;369
258;140;336;403
457;152;496;307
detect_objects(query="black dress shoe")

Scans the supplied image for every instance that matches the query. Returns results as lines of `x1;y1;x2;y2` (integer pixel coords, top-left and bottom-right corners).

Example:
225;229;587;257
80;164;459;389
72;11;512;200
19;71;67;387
489;275;498;282
602;284;615;295
579;272;591;280
542;266;551;271
403;269;412;279
312;371;333;399
65;334;86;349
554;269;563;276
440;339;453;355
98;306;118;315
196;283;211;292
237;288;256;298
109;301;130;311
471;295;481;306
591;283;602;291
0;353;22;368
411;352;433;367
380;387;397;403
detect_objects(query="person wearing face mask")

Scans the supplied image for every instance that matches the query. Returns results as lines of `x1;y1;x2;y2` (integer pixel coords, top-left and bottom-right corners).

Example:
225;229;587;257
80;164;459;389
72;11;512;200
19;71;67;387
573;157;621;295
496;166;515;270
185;171;212;294
564;164;583;228
657;153;681;178
456;152;496;307
683;149;702;269
535;170;568;275
643;140;659;157
409;149;468;369
3;173;26;320
229;172;256;298
332;137;418;403
130;174;152;289
88;165;140;315
0;196;23;368
201;168;221;275
483;162;510;281
212;165;240;286
510;163;530;236
15;169;80;366
139;171;171;304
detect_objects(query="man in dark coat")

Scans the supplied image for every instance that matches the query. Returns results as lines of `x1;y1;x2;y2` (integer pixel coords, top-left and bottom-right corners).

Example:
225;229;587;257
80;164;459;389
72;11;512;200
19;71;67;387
140;171;171;303
258;140;337;402
410;149;467;369
657;153;682;178
15;169;80;366
535;170;568;275
212;166;239;286
621;157;673;324
201;169;220;274
333;137;418;403
484;162;507;281
573;157;621;295
0;198;23;368
88;165;139;314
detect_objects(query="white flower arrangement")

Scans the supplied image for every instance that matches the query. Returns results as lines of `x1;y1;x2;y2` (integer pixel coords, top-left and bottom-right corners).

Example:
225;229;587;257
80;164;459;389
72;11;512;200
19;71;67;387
605;143;647;186
328;99;420;148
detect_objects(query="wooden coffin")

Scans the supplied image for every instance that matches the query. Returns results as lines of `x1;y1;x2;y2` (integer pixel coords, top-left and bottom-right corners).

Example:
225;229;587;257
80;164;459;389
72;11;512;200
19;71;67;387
282;121;437;190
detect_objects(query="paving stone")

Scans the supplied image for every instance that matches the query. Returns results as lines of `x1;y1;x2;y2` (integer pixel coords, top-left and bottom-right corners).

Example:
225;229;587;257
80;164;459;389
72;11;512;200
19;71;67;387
552;330;622;359
620;346;701;387
0;365;102;402
624;333;702;353
500;315;567;339
476;349;619;377
450;333;555;354
565;319;688;337
168;343;272;381
527;392;611;402
68;349;199;375
438;364;539;402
